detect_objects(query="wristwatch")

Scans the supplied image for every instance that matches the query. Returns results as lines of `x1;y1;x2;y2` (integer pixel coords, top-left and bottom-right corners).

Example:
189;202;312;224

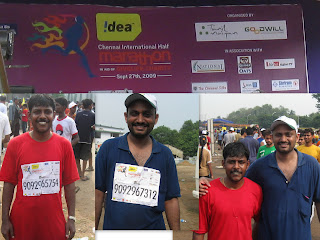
68;216;76;222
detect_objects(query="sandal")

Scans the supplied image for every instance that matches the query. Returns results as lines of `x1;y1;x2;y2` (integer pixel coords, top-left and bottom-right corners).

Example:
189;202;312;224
85;167;94;171
75;186;80;193
81;176;89;181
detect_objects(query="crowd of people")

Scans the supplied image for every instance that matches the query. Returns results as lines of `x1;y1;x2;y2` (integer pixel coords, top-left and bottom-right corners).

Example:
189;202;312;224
0;94;95;240
196;116;320;240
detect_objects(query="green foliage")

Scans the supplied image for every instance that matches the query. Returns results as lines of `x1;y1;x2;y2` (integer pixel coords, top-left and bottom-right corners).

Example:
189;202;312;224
226;104;295;128
152;120;199;158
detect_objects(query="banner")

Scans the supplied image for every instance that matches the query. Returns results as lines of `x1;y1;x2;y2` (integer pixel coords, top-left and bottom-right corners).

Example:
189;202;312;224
0;4;307;93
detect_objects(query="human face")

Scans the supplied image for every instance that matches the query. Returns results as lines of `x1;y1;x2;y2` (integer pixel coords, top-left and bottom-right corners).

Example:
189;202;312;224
272;124;297;154
298;136;305;146
222;156;249;183
304;132;314;145
54;102;65;114
28;106;54;134
265;135;273;147
124;100;159;139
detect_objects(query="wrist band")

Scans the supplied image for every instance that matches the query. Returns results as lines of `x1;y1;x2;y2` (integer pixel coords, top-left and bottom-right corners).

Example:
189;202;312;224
68;216;76;222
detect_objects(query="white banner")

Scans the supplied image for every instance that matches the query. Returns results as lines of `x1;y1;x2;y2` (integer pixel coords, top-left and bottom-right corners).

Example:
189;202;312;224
195;20;287;41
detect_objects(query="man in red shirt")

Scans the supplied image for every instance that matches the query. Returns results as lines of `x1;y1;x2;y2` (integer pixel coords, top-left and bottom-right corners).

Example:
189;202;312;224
21;104;28;133
193;142;262;240
0;94;80;240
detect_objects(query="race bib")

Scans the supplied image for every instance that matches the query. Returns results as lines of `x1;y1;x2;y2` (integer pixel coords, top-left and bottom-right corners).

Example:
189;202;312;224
21;161;60;196
112;163;161;207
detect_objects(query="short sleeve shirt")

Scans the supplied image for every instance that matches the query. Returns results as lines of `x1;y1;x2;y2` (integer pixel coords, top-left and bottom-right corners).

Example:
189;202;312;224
245;150;320;240
75;110;95;143
95;133;181;230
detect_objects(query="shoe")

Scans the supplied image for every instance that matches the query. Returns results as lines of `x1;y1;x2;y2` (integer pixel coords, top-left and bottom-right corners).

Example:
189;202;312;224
86;167;94;171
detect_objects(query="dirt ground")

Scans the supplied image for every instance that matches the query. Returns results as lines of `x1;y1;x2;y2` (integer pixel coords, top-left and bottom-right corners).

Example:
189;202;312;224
0;143;95;240
190;142;320;240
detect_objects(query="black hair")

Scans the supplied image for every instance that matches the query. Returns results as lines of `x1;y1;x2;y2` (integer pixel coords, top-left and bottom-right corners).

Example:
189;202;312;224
262;129;272;138
0;95;6;102
82;99;93;109
223;142;249;161
304;128;314;135
28;94;55;112
54;97;68;108
246;127;254;136
240;128;246;135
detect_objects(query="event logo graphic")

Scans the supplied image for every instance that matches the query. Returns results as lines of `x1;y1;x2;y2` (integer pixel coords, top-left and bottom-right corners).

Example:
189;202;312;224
29;15;96;78
245;26;285;34
96;13;141;41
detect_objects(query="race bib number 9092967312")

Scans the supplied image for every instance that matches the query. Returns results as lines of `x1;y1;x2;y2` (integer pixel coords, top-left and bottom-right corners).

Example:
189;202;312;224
112;163;161;207
21;161;60;196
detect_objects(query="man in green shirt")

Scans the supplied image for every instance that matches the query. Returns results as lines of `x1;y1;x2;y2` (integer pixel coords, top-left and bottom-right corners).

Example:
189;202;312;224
257;129;276;159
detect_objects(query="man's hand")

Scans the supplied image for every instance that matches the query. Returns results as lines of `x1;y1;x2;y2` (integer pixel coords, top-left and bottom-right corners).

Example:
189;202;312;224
1;219;14;240
199;177;211;197
65;219;75;240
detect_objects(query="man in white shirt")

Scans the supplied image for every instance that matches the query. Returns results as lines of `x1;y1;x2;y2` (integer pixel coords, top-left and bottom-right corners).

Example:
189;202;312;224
0;96;7;115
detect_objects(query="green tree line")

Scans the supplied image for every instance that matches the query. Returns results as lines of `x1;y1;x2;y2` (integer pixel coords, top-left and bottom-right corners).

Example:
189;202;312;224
151;120;199;158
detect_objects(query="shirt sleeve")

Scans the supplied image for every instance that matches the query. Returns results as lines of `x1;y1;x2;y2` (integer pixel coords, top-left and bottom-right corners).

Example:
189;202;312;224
253;184;263;222
70;119;78;135
62;140;80;185
194;192;210;234
165;149;181;200
95;141;108;192
3;115;11;136
0;139;18;185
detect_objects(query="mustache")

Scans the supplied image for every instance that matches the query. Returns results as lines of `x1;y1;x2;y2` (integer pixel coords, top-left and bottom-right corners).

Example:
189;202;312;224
231;170;242;174
132;123;149;127
278;141;291;145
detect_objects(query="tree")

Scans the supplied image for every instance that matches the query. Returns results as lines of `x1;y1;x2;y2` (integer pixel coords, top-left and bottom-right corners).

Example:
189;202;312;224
312;94;320;112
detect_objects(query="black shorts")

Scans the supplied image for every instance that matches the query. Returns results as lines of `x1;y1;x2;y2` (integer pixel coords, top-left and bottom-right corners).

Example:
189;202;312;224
74;143;92;160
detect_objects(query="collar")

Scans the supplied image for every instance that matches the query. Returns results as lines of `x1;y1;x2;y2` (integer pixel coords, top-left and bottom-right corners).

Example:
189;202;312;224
268;148;306;168
118;132;161;154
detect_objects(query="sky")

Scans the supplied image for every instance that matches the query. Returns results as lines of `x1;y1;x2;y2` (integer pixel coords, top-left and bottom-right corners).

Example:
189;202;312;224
95;93;199;131
200;93;318;120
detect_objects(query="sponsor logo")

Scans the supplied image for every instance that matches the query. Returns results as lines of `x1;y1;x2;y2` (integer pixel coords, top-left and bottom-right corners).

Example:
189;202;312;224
237;56;252;74
272;79;299;91
96;13;141;41
195;21;287;42
240;80;260;93
245;26;285;34
128;166;138;172
191;60;225;73
264;58;295;69
192;82;228;93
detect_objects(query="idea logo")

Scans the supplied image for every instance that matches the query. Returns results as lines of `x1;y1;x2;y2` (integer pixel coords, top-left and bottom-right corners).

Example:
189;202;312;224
96;13;141;41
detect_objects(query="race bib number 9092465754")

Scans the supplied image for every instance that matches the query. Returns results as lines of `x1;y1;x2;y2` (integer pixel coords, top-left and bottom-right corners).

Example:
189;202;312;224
21;161;60;196
112;163;161;207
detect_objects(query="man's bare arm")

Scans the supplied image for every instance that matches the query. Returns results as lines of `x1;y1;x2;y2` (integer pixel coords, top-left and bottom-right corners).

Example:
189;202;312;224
207;162;213;179
71;134;79;147
95;189;105;230
193;232;205;240
2;134;10;145
64;182;76;240
1;182;15;240
164;197;180;230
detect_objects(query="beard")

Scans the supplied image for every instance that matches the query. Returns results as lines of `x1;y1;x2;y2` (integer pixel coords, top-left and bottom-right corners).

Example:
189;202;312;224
128;122;153;139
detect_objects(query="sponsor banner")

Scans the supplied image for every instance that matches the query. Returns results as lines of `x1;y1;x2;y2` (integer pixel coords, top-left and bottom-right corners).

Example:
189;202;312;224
195;21;287;42
264;58;295;69
192;82;228;93
240;80;260;93
0;4;307;93
191;60;225;73
272;79;299;91
237;56;252;74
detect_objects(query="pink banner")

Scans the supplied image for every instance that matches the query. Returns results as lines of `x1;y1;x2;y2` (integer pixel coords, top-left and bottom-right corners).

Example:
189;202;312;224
0;4;307;93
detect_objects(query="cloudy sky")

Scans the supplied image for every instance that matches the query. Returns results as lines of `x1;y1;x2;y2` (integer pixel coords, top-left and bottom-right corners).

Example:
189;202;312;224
200;93;318;120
